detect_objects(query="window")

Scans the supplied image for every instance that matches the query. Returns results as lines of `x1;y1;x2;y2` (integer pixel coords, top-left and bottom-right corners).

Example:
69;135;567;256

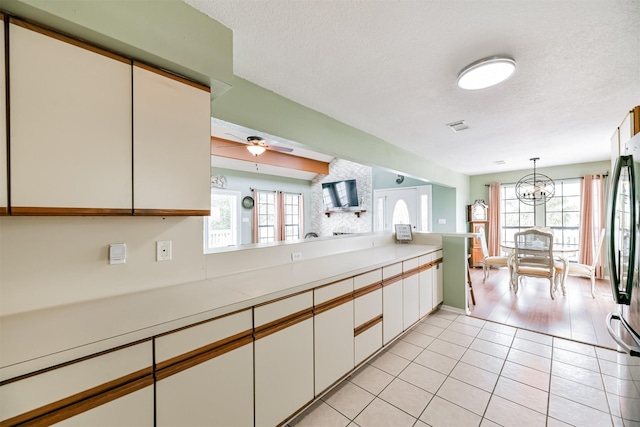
256;191;277;243
501;184;534;246
545;179;580;260
204;190;240;251
255;190;303;243
501;179;581;260
282;192;301;241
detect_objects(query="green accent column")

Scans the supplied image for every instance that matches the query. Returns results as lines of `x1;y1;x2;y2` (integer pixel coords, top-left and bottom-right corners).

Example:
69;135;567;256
442;235;469;311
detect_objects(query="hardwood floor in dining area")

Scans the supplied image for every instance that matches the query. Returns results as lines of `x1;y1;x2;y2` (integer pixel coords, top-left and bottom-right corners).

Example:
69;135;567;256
468;266;619;350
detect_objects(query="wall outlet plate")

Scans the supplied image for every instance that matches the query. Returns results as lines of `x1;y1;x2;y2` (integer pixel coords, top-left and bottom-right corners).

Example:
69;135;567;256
291;252;302;261
157;241;172;261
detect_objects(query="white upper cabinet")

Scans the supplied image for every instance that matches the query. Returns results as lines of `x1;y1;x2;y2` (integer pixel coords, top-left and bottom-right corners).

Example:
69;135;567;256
9;19;133;215
0;14;6;215
133;63;211;215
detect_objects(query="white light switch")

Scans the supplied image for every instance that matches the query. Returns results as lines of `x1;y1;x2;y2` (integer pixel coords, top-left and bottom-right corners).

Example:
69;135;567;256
438;218;446;225
157;241;172;261
109;243;126;265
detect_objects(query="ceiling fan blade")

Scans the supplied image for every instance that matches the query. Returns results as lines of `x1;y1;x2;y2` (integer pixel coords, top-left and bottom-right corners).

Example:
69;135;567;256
224;132;248;143
267;145;294;153
215;144;245;149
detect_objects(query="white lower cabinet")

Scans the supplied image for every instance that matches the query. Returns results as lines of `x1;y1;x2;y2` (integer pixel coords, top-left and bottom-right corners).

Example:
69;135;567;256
382;263;404;345
402;257;420;330
419;254;434;317
0;341;153;426
56;386;153;427
254;291;314;427
433;251;444;306
155;309;254;427
314;278;354;395
354;269;383;366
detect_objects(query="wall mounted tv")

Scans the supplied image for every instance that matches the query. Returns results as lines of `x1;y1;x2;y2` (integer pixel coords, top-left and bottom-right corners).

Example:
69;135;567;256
322;179;359;210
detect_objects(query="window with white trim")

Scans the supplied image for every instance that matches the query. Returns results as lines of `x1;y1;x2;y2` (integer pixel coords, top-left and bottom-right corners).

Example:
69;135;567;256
204;189;240;251
255;190;303;243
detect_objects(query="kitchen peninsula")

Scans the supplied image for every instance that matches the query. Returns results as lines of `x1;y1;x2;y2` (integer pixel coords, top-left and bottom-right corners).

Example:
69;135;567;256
0;232;463;426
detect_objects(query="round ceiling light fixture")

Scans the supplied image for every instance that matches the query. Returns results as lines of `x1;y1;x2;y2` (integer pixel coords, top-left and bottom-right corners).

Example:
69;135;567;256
457;56;516;90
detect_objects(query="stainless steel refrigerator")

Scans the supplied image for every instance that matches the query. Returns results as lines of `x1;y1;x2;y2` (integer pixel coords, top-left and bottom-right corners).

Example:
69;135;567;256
607;132;640;357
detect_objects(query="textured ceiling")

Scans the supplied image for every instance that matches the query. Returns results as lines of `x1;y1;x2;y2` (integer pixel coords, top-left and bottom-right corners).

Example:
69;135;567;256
187;0;640;176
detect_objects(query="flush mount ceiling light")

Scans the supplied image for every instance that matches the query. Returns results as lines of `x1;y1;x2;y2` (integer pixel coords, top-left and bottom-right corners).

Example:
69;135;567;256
457;56;516;90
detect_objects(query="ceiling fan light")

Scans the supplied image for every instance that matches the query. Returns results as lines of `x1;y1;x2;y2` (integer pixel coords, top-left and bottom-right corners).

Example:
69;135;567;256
246;145;266;156
457;56;516;90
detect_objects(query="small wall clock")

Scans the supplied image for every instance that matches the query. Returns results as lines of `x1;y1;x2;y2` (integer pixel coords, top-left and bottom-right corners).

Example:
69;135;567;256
242;196;255;209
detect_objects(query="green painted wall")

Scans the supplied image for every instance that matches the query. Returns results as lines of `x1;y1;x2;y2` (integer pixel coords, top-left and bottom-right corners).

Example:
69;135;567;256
432;185;457;233
468;160;611;204
442;236;468;311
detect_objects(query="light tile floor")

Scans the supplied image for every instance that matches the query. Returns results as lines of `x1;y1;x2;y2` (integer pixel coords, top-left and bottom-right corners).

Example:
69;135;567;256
288;310;640;427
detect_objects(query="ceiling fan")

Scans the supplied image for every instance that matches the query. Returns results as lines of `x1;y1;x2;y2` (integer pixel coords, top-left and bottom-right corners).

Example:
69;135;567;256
221;133;294;156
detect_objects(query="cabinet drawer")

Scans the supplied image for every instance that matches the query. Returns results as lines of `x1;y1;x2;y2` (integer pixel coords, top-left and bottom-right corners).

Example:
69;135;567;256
403;257;419;272
354;269;382;290
382;262;402;280
354;288;382;326
314;278;353;305
419;253;434;267
0;341;152;424
155;309;252;364
254;291;313;329
355;322;383;366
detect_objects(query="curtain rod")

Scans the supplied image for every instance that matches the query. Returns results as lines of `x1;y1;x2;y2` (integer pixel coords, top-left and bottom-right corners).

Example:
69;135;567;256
484;173;608;187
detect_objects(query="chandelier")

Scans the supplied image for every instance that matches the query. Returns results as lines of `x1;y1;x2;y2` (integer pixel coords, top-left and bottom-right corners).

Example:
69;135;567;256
515;158;555;206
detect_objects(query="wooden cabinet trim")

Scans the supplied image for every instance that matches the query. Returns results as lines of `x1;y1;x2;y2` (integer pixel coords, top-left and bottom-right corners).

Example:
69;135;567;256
0;207;8;215
402;267;420;278
155;308;251;340
353;282;382;299
253;309;313;341
133;208;211;216
133;61;210;92
9;207;132;216
382;275;402;287
314;293;353;316
354;315;383;337
419;264;433;273
155;333;253;381
253;289;311;309
0;338;152;387
0;368;152;427
9;17;130;65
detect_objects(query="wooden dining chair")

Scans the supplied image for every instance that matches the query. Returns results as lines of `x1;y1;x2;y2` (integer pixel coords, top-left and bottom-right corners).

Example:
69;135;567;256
513;229;562;299
479;232;509;283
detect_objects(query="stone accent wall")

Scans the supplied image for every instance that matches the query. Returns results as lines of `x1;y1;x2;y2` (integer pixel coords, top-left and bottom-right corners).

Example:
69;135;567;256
310;159;372;237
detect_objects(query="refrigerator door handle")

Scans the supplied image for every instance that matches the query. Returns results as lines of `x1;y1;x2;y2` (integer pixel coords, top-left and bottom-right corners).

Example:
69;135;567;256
606;312;640;357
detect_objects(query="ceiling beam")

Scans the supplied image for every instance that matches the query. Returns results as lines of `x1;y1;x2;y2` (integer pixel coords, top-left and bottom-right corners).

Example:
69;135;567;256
211;136;329;175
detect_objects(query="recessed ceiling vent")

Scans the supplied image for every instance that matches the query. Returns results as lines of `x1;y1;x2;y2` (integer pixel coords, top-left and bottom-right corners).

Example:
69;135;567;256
446;120;469;132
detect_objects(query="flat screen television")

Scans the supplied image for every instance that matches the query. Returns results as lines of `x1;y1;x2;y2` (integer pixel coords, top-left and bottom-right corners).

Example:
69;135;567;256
322;179;359;210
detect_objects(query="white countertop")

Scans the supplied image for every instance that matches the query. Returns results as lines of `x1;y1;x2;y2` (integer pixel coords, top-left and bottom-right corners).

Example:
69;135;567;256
0;243;439;380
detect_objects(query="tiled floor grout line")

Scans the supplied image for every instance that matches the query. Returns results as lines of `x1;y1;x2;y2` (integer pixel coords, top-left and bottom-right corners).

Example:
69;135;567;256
292;311;640;426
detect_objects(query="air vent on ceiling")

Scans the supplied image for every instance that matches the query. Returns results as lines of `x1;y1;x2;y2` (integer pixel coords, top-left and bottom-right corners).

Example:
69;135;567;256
446;120;469;132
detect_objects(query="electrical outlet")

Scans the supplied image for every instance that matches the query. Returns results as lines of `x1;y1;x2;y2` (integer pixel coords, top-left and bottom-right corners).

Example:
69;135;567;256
291;252;302;261
157;241;172;261
438;218;446;225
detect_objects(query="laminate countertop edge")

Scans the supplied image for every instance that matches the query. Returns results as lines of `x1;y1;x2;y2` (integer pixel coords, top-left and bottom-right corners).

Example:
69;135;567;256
0;243;441;380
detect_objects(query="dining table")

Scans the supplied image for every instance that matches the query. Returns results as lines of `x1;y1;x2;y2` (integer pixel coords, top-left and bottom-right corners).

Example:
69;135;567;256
500;243;578;295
